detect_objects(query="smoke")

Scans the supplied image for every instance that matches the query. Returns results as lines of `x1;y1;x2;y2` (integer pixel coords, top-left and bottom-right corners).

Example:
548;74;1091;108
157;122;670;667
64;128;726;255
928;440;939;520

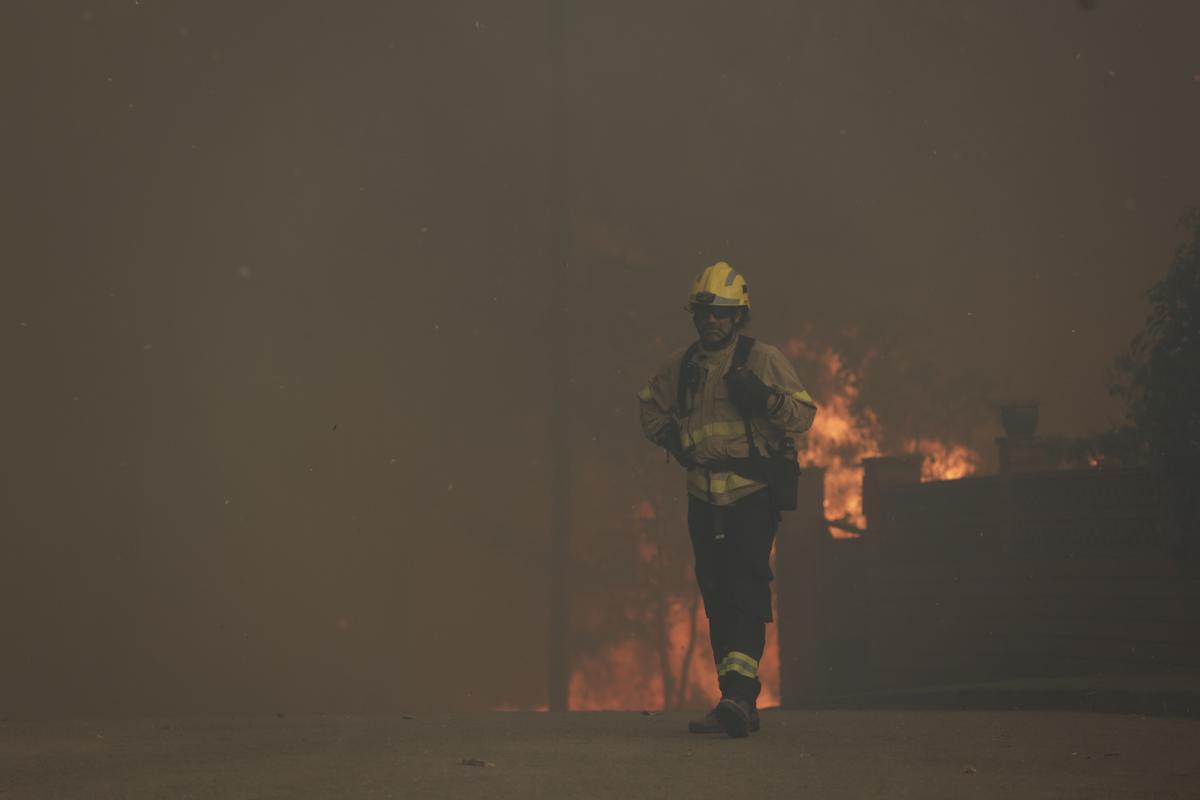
2;1;1198;717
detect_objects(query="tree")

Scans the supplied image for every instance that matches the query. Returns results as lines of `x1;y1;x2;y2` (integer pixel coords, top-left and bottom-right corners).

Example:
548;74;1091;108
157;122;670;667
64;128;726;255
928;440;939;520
1112;210;1200;558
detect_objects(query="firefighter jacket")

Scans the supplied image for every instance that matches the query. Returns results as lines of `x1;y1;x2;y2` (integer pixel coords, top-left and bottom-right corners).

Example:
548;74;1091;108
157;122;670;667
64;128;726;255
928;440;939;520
638;334;817;506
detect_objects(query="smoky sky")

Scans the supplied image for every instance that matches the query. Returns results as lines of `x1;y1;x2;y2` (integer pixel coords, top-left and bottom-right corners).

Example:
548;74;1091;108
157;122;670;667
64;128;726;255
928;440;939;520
566;0;1200;434
2;1;1198;716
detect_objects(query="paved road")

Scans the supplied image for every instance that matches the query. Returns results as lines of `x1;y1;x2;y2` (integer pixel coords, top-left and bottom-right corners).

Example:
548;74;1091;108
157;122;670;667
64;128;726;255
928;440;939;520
2;710;1197;799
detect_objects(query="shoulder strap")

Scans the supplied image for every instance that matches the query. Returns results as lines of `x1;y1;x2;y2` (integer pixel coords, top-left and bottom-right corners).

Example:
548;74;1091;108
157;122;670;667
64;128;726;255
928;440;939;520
731;335;762;461
733;335;756;371
675;341;701;416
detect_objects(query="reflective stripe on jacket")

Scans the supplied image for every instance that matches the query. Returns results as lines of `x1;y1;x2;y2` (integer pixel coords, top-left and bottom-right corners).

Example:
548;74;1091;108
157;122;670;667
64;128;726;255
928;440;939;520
638;334;817;506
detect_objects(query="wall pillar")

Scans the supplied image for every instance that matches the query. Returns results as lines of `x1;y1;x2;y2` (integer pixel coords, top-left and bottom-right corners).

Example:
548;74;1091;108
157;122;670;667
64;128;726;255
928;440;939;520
778;468;828;705
862;455;923;533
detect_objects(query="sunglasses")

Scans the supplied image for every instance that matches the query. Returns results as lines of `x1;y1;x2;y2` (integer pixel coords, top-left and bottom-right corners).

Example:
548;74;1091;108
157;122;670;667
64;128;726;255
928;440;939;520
691;305;739;321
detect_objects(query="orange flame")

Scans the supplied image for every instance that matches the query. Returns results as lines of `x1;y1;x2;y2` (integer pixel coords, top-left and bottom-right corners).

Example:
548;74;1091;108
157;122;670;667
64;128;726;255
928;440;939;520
566;499;782;711
905;439;981;482
786;337;981;531
523;338;983;712
569;597;712;711
568;591;781;711
786;338;881;535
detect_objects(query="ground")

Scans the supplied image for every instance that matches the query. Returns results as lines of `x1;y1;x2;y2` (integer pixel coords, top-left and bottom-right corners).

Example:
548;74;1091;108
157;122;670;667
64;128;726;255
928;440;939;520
2;710;1197;799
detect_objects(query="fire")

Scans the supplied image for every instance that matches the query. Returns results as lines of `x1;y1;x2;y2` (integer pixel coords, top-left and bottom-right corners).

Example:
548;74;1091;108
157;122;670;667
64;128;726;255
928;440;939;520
906;439;981;482
569;598;714;711
565;498;781;711
494;702;549;712
570;638;675;711
516;338;983;713
785;338;882;535
568;592;780;711
785;337;982;532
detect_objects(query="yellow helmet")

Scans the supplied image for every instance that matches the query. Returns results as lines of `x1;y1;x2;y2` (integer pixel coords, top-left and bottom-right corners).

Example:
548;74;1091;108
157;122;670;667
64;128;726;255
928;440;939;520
687;261;750;309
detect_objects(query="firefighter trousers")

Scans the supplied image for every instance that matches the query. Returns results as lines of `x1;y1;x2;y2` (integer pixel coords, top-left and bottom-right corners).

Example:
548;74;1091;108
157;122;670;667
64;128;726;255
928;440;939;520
687;488;778;705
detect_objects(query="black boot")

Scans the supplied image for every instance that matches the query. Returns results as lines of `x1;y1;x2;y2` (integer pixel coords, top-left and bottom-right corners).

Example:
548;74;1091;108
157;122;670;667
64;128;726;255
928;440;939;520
688;702;760;734
714;697;754;738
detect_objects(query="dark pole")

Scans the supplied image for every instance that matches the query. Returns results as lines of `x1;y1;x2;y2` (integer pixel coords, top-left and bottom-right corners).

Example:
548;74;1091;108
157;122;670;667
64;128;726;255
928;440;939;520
547;0;571;713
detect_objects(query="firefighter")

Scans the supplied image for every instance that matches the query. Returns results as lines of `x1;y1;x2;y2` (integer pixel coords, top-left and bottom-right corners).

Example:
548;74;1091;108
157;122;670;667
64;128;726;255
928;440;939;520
637;261;817;738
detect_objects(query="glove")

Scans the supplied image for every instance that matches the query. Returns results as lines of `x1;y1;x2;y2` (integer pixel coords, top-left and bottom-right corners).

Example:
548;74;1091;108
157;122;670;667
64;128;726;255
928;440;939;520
659;420;695;468
725;367;774;418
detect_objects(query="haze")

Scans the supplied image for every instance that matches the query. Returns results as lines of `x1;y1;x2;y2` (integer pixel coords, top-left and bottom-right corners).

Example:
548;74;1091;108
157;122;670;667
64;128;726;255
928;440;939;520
3;1;1198;717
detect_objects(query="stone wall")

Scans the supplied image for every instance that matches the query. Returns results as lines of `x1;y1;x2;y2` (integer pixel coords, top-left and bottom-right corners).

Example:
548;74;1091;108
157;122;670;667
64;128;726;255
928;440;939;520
778;463;1200;704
